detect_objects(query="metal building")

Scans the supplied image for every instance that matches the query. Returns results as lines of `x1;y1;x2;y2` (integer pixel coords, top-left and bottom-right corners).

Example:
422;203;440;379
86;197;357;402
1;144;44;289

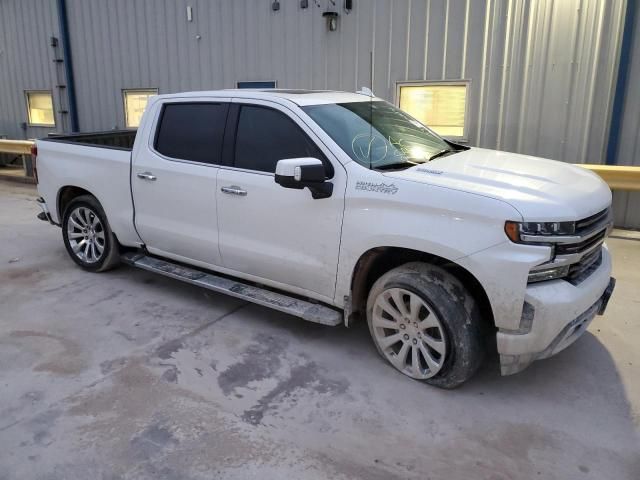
0;0;638;226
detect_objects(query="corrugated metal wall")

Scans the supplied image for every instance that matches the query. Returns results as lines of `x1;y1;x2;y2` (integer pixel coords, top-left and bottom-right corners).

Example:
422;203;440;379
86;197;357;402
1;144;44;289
612;2;640;228
0;0;61;140
60;0;626;166
0;0;637;226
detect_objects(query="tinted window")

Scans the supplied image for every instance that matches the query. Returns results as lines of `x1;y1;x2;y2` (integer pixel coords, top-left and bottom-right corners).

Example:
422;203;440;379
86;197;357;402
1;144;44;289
155;103;228;163
234;105;329;174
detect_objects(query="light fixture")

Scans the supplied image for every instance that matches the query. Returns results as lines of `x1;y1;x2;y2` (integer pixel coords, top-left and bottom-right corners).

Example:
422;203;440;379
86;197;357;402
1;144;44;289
323;11;339;31
272;1;280;11
504;220;576;243
527;264;571;283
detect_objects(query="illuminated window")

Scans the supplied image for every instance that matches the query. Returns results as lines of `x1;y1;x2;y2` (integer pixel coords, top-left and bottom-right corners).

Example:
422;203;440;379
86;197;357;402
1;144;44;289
25;91;55;127
397;82;468;140
123;89;158;128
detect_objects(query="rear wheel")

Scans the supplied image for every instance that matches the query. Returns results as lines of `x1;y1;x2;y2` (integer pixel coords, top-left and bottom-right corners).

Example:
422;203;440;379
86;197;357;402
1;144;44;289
62;195;120;272
366;262;485;388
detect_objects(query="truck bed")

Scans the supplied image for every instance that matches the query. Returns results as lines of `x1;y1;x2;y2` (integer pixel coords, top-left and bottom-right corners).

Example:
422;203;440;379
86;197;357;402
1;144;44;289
44;130;136;151
35;130;140;246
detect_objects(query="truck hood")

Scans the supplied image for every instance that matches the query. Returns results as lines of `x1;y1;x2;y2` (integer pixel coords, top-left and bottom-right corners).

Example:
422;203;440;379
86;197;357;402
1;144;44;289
382;148;612;221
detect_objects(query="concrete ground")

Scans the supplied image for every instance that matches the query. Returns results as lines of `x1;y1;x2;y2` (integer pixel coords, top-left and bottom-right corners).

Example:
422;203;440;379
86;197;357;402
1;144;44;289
0;180;638;480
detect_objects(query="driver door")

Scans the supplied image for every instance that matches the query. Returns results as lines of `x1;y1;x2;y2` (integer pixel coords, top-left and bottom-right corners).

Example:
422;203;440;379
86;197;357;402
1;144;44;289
216;100;346;301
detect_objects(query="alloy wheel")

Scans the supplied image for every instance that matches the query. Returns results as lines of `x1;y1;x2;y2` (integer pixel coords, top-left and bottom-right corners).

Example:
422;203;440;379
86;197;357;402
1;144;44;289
66;206;106;264
371;287;447;379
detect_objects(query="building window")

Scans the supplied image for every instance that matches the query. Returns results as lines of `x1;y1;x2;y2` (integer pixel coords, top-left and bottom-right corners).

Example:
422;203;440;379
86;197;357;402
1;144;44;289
397;81;469;140
25;91;55;127
236;81;277;89
123;89;158;128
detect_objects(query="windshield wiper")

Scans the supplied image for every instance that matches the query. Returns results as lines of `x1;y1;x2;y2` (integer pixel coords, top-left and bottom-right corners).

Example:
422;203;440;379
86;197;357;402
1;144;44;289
375;161;418;171
427;149;454;161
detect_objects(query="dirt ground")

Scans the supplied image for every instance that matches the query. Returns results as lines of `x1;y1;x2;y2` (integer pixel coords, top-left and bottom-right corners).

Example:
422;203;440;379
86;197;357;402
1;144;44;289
1;180;638;480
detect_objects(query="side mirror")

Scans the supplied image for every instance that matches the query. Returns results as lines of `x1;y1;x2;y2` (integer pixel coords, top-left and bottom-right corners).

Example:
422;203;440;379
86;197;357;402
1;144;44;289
275;158;333;199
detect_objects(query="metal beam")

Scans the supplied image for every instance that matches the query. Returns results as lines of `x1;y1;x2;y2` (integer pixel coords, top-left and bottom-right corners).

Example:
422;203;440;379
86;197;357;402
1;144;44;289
579;164;640;191
0;140;34;155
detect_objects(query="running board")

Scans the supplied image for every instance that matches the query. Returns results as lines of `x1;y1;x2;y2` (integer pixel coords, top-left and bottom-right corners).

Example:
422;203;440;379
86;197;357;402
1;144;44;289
121;253;343;326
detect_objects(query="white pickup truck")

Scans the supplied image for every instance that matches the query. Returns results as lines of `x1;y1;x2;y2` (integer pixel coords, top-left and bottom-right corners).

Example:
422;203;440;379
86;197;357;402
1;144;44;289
34;89;615;388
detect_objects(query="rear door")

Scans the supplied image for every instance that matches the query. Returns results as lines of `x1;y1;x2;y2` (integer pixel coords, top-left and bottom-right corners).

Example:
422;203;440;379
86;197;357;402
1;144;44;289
216;99;346;301
132;99;229;266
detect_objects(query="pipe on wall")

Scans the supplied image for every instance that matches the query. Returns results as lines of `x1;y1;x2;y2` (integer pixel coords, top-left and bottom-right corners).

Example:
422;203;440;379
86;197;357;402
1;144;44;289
56;0;79;132
606;0;637;165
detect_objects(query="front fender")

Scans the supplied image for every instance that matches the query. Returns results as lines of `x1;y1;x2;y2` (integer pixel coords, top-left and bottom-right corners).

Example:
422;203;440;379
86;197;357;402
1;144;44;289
334;172;523;306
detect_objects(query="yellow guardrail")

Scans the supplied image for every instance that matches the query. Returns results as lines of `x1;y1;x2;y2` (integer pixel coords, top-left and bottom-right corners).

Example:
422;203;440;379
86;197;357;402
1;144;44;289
1;138;639;190
579;164;640;191
0;139;34;155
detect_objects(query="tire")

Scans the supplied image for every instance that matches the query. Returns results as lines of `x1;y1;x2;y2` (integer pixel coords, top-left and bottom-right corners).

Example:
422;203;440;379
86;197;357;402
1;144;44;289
61;195;120;272
366;262;485;389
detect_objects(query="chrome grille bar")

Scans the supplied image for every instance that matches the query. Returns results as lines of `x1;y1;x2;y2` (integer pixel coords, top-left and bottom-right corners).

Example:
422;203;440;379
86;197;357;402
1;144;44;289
576;208;610;232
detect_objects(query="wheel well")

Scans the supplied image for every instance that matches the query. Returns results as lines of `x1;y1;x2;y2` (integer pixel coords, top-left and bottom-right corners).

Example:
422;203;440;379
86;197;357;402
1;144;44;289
349;247;495;331
57;186;93;219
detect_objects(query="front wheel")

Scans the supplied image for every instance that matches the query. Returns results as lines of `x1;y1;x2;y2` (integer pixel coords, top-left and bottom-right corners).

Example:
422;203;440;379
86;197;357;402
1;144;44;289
62;195;120;272
366;262;485;389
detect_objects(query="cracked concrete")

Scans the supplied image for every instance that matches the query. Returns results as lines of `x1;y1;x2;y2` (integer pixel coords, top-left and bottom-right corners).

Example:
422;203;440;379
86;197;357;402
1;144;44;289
1;180;639;479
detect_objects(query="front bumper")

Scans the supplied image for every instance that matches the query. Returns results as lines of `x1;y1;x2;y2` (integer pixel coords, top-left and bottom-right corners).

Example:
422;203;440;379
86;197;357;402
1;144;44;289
498;247;615;375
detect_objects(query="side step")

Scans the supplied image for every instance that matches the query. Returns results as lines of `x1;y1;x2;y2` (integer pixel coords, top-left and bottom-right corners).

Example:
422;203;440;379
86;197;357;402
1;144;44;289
121;253;343;326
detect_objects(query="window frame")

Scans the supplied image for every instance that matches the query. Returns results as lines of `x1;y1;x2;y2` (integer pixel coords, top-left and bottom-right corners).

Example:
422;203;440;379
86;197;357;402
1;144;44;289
395;80;471;142
229;102;334;178
25;90;56;127
122;88;159;129
151;101;231;166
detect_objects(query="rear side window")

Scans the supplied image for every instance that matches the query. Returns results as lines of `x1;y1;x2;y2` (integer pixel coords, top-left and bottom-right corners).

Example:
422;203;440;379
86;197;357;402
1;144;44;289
234;105;330;175
154;102;229;163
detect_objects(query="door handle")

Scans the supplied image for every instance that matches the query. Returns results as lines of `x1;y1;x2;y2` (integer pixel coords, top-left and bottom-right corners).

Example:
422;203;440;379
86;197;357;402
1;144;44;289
137;172;157;181
221;185;247;196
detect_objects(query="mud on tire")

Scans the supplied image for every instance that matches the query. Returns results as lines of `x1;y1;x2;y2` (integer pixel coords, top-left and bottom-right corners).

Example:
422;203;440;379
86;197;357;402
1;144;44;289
366;262;485;389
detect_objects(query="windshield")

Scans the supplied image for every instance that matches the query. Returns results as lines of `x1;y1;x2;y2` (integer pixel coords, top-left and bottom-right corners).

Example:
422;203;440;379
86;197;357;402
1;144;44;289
302;101;453;170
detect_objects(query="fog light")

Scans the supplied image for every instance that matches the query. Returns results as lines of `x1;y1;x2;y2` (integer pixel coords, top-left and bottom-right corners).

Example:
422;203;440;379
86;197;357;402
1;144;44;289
528;265;570;283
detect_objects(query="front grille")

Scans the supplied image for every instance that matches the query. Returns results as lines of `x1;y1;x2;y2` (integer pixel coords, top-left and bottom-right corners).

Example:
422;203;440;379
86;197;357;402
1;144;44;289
576;208;609;234
556;229;606;255
567;248;603;285
555;208;609;284
555;208;609;261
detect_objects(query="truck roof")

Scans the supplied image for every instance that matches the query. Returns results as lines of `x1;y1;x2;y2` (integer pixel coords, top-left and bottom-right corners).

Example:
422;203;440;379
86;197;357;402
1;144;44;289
154;89;381;106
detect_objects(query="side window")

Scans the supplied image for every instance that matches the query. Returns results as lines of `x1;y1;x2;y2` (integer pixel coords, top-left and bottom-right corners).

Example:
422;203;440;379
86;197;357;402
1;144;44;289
234;105;331;175
154;102;229;163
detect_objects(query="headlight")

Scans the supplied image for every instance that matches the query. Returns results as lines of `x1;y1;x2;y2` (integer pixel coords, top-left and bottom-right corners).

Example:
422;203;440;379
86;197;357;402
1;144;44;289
504;220;576;243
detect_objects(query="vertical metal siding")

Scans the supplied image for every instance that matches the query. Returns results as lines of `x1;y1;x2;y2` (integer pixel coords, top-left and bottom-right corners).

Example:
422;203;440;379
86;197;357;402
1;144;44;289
1;0;637;226
0;0;627;147
0;0;60;139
